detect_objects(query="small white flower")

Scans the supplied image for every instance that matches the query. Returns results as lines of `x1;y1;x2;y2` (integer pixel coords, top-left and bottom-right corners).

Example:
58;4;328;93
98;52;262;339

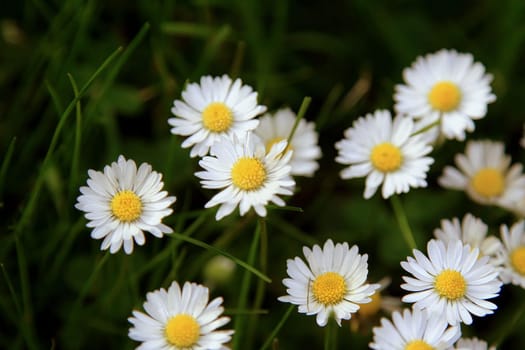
438;140;525;209
278;239;379;327
195;133;295;220
401;239;502;325
369;307;461;350
454;337;496;350
434;213;502;260
169;74;267;157
335;109;434;199
496;220;525;288
128;281;233;350
394;49;496;141
75;155;176;254
254;108;322;177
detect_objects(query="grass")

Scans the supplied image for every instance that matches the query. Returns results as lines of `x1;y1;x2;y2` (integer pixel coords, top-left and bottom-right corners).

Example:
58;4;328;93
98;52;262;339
2;0;525;349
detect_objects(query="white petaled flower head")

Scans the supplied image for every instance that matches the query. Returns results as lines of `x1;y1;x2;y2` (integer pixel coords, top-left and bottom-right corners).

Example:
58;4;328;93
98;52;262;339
369;307;461;350
75;155;176;255
438;140;525;209
169;74;267;157
434;213;502;260
394;49;496;141
128;281;233;350
195;133;295;221
253;108;322;177
496;220;525;288
334;109;434;199
278;239;380;327
454;337;496;350
401;239;502;325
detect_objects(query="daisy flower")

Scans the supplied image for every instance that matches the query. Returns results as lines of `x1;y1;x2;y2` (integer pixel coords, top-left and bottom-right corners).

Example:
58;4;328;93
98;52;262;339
128;281;233;349
169;74;266;157
75;155;176;254
454;337;496;350
253;108;322;177
394;49;496;141
195;133;295;220
438;140;525;209
401;239;502;325
434;213;502;260
335;109;434;199
496;220;525;288
278;239;379;327
369;307;461;350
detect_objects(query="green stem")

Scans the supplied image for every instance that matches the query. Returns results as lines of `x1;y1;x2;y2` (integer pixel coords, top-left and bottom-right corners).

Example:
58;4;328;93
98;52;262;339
286;96;312;145
0;137;16;199
324;318;338;350
390;195;417;251
67;73;82;202
259;305;295;350
410;119;440;137
169;231;270;283
68;253;110;322
233;222;261;350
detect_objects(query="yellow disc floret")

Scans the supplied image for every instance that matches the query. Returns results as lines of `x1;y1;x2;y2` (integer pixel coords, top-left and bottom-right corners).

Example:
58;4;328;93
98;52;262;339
370;142;403;172
111;190;142;222
231;157;267;191
434;269;467;300
471;168;504;198
165;314;201;348
511;246;525;275
428;81;462;112
312;272;347;306
405;340;434;350
202;102;233;132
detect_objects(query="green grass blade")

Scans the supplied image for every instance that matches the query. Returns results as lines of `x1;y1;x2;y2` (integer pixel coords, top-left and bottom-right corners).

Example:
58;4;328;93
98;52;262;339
0;137;16;199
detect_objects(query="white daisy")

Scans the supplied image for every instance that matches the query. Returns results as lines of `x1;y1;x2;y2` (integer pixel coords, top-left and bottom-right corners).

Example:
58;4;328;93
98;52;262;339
394;49;496;141
75;155;176;254
195;133;295;220
278;239;379;327
128;281;233;350
335;109;434;199
434;213;502;260
369;307;461;350
496;220;525;288
438;140;525;209
454;337;496;350
401;239;502;325
169;74;266;157
253;108;322;177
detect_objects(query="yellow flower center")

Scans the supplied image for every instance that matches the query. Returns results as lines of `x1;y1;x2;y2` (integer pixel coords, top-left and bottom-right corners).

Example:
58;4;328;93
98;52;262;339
202;102;233;132
357;291;382;317
265;137;293;154
471;167;505;198
405;340;434;350
428;81;462;112
511;246;525;275
370;142;403;172
434;269;466;300
231;157;267;191
110;190;142;222
312;272;347;306
165;314;201;348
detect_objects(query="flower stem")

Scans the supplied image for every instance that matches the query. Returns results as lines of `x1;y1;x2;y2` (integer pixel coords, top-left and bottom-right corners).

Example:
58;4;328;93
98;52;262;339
324;318;338;350
233;221;261;350
259;305;295;350
390;195;417;251
287;96;312;145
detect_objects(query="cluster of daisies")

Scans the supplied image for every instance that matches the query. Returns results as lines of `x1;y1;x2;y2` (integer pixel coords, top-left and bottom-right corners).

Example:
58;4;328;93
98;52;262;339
73;48;525;349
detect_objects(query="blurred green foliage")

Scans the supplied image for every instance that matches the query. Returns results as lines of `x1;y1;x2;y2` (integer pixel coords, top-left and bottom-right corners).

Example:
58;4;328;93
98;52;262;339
1;0;525;349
